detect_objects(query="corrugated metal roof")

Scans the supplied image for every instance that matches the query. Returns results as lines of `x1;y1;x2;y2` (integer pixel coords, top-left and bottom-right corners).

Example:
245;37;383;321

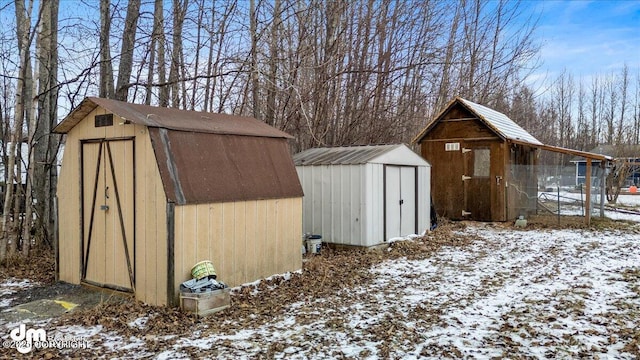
150;129;303;205
54;97;292;138
457;98;542;146
413;97;542;146
293;144;402;165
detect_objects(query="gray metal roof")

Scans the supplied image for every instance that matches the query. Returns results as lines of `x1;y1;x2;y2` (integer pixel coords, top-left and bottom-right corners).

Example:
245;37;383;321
458;98;542;146
293;144;402;165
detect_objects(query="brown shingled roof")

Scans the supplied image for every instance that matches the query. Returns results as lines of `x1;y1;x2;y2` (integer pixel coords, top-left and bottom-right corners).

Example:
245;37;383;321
53;97;293;139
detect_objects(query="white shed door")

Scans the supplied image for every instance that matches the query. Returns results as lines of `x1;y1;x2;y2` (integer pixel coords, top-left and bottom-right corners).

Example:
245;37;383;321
385;166;417;239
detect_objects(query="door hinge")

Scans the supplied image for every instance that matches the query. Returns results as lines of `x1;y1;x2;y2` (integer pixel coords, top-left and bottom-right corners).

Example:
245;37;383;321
462;210;471;216
462;148;472;153
462;175;472;181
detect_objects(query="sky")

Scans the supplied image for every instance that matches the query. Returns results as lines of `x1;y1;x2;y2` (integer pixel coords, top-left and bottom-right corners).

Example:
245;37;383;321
525;0;640;84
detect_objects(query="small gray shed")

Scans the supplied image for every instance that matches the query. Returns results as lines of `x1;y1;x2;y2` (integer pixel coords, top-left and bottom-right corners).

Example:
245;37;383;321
293;144;431;247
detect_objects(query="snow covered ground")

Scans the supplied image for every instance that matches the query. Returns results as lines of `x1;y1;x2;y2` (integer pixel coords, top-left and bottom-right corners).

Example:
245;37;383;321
2;219;640;358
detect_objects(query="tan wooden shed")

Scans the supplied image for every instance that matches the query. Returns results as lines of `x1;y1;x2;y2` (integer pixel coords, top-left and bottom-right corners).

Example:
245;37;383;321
413;97;542;222
54;97;303;306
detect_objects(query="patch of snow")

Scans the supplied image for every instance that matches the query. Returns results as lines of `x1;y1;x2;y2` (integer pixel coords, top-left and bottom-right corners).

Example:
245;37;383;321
3;223;639;358
128;316;148;329
0;278;34;297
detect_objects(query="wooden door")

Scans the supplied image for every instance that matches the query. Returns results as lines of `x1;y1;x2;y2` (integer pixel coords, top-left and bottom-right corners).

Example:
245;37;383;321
385;166;417;239
463;146;492;221
81;138;135;292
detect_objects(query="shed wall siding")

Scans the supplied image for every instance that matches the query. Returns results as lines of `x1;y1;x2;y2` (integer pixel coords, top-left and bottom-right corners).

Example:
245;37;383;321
172;197;302;299
417;165;431;233
364;163;384;245
297;165;367;246
425;118;499;141
297;161;429;247
57;106;168;306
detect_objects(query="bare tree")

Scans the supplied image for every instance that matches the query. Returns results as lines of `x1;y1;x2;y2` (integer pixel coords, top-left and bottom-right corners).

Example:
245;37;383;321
99;0;114;98
1;0;35;261
114;0;141;101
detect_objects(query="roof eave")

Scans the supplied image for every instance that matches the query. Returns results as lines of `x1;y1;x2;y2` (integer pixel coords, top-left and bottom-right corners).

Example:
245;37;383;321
53;97;99;134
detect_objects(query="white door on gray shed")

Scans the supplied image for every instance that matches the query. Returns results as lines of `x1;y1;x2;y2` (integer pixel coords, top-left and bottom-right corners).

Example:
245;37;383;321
385;165;416;239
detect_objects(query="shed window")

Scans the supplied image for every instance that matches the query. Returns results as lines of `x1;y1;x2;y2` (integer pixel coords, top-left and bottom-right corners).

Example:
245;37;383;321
95;114;113;127
473;149;490;177
445;142;460;151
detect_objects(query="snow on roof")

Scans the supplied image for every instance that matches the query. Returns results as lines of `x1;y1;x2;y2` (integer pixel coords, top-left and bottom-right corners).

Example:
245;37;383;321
457;97;543;146
413;97;542;147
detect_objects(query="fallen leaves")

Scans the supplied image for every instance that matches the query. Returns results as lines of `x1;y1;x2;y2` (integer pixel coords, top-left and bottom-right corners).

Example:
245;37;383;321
3;220;640;359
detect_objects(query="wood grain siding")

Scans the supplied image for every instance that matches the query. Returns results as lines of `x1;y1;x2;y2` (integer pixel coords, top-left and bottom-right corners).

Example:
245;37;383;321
425;118;499;141
57;106;168;305
172;197;302;301
421;140;465;219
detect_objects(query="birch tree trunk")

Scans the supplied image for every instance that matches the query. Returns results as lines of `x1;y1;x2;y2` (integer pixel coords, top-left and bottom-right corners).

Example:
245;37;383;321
1;0;33;261
30;0;59;255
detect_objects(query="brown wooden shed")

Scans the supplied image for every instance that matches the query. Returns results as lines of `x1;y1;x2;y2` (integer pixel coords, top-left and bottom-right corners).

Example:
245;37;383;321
54;97;303;306
413;97;542;222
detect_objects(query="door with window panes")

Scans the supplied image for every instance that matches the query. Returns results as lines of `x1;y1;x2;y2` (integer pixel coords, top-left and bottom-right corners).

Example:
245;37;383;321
462;143;493;221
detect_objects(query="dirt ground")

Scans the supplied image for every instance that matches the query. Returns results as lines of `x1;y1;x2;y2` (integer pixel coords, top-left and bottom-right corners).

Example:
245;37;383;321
0;215;638;359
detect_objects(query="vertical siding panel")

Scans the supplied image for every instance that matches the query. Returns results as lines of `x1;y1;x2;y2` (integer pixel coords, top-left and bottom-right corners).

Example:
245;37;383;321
291;198;303;271
281;199;288;274
209;203;225;283
254;200;268;279
145;129;167;306
331;166;341;244
350;166;359;245
141;129;154;304
234;201;247;282
373;164;384;244
285;197;302;272
57;135;80;283
181;206;197;281
244;201;258;282
222;202;236;285
264;199;277;277
321;165;331;243
174;207;185;285
196;203;210;263
363;164;374;246
270;199;288;274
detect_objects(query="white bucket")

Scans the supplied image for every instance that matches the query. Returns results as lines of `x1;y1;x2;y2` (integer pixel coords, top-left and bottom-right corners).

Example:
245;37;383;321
306;235;322;254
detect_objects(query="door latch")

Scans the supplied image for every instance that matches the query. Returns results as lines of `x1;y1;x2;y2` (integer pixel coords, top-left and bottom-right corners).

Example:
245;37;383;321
399;199;404;205
462;175;472;181
462;210;471;216
100;205;109;211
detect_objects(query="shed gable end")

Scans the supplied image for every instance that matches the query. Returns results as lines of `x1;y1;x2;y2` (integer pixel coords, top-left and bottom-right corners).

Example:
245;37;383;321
421;117;498;141
95;113;114;127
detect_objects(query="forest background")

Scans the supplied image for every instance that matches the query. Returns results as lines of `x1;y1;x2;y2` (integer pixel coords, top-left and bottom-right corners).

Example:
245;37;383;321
0;0;638;262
